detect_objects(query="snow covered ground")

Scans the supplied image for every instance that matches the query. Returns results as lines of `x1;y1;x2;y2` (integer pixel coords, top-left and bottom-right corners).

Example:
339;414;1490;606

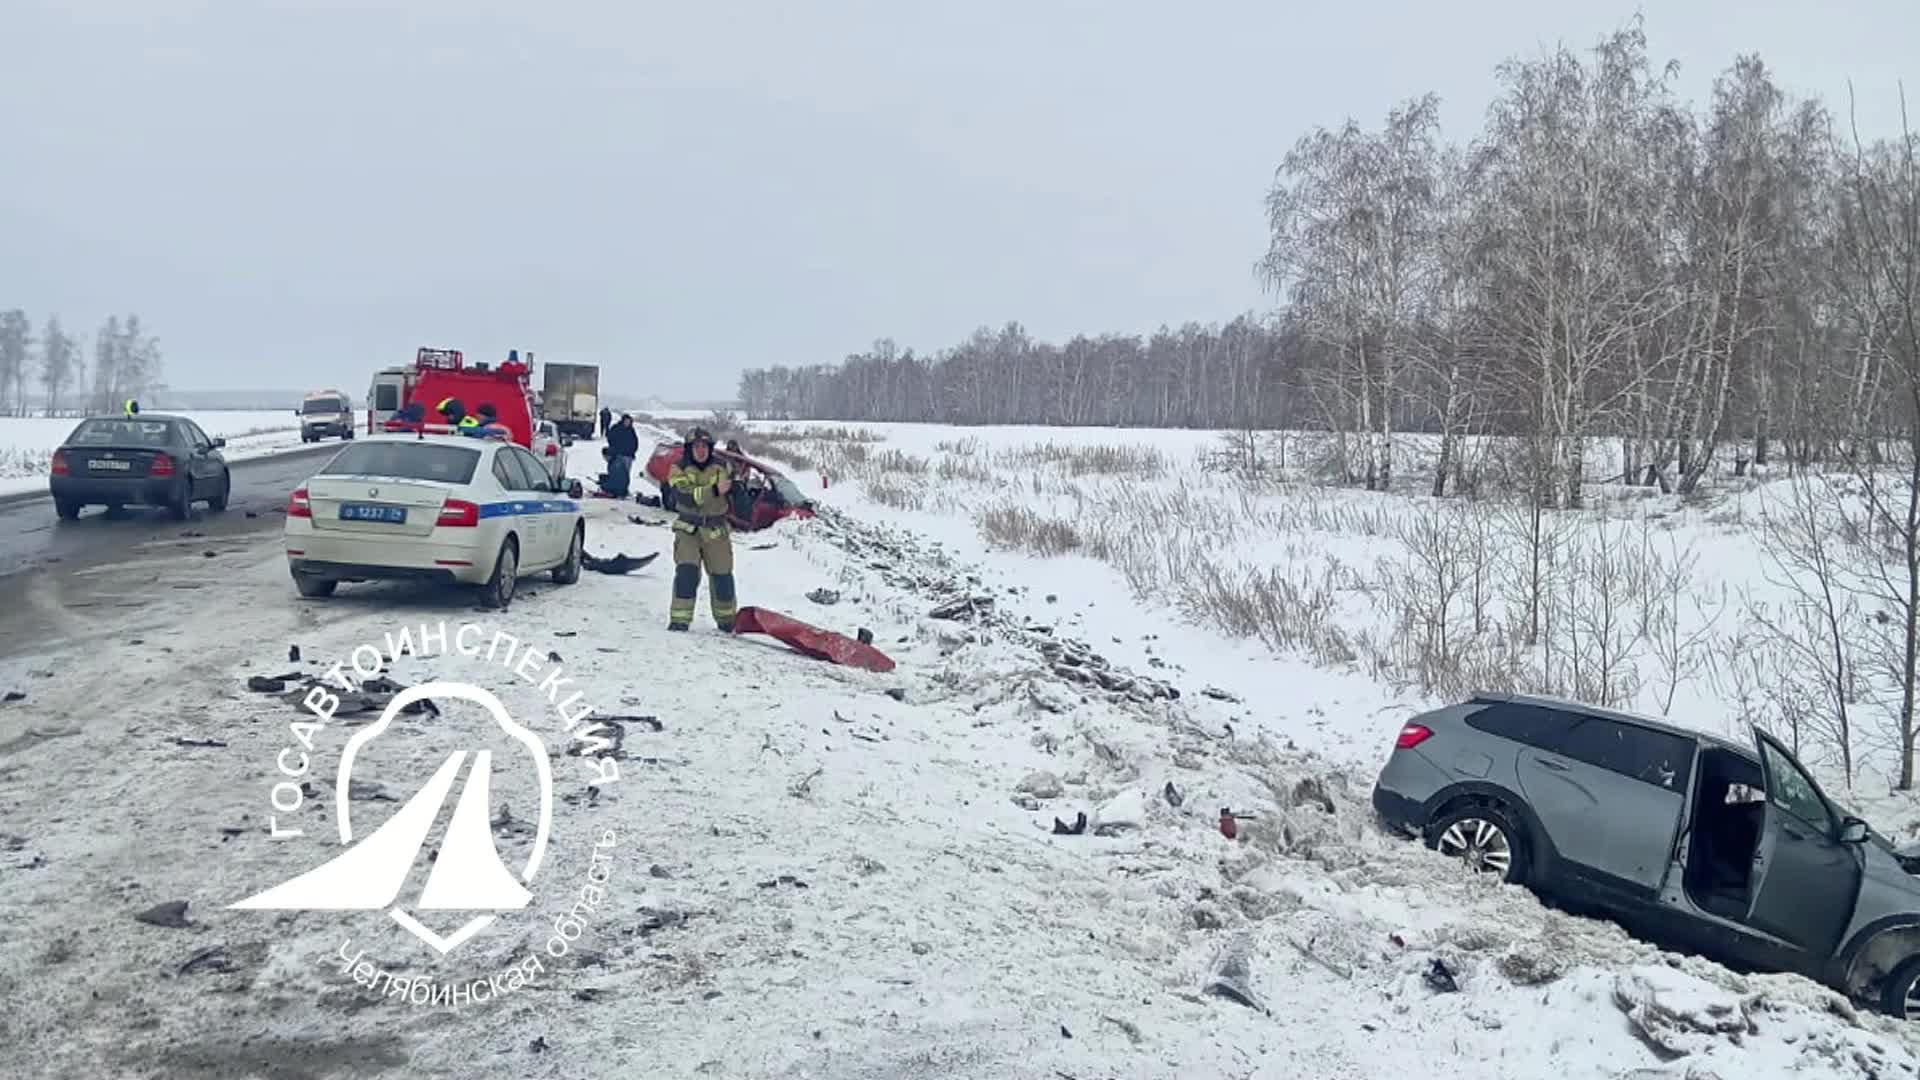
0;410;311;498
0;421;1914;1079
729;421;1920;832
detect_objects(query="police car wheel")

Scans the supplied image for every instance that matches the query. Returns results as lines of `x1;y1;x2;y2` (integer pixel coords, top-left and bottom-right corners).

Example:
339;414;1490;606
551;526;584;585
293;573;337;599
480;538;518;609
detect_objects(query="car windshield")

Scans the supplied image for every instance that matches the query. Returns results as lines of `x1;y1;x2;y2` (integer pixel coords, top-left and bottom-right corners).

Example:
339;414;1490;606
68;418;176;447
320;442;480;484
303;398;346;414
768;472;808;506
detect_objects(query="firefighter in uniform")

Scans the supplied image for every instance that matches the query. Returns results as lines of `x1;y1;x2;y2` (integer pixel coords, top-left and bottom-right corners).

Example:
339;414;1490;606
666;426;736;632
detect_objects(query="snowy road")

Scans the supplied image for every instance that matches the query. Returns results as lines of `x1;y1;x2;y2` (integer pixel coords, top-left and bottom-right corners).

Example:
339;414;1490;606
0;449;1916;1079
0;442;339;581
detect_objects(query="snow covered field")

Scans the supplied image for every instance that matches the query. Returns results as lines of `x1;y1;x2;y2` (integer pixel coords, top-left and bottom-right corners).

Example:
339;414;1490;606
733;421;1920;823
0;410;310;498
0;420;1915;1079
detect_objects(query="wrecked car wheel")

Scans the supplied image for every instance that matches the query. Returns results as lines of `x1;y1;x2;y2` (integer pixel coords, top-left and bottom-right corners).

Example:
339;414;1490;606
1880;954;1920;1019
480;538;518;610
551;526;583;585
1426;802;1528;884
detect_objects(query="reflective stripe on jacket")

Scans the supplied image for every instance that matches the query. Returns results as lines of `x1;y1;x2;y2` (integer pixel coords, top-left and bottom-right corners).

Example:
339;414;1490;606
669;460;731;526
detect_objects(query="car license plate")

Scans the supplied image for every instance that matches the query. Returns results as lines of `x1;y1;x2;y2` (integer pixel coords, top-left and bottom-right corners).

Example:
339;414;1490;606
88;459;131;471
340;503;407;524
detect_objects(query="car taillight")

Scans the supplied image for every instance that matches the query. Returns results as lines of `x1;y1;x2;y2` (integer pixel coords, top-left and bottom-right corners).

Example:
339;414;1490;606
1395;723;1434;750
545;443;559;456
50;450;69;476
148;453;175;477
288;488;312;518
437;499;480;527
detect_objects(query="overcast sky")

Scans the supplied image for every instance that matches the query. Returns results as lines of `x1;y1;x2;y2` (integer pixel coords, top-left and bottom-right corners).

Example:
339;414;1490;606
4;1;1916;402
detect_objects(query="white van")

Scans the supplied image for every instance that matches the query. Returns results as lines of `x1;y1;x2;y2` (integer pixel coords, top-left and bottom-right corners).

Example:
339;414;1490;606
299;390;355;442
365;368;412;434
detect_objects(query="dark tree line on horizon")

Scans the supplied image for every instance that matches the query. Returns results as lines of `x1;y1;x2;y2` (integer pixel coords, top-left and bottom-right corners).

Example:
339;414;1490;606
737;19;1920;510
0;309;164;417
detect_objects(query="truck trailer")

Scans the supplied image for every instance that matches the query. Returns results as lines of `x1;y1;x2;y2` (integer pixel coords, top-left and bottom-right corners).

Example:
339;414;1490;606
539;362;601;439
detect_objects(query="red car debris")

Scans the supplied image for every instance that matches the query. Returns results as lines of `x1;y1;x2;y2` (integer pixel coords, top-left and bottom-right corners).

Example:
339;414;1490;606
642;440;816;531
733;606;894;673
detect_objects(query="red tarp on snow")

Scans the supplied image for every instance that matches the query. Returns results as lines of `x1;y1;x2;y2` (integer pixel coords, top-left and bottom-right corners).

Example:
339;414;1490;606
732;606;895;673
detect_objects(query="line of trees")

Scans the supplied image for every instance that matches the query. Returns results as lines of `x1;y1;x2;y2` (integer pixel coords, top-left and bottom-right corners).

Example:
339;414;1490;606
736;20;1919;510
738;320;1295;434
0;310;165;417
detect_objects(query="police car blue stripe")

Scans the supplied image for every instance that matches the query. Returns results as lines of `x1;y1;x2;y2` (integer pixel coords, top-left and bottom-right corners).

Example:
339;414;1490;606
478;500;580;518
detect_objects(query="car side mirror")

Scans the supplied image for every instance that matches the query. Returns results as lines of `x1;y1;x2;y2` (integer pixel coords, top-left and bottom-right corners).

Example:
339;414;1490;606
212;437;226;448
1840;817;1870;844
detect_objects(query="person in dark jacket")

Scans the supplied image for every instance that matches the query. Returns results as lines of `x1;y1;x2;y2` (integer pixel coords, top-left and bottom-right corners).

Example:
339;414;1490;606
599;406;613;439
721;439;758;523
467;402;510;440
604;414;639;497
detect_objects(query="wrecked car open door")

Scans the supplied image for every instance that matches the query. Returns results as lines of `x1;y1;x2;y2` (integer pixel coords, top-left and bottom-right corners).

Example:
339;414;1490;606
1746;727;1862;960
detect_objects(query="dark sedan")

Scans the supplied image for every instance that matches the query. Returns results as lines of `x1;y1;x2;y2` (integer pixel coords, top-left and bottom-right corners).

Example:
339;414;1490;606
48;415;233;520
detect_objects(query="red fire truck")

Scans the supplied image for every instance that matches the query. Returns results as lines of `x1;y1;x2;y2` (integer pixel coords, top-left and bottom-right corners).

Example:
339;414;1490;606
367;347;571;486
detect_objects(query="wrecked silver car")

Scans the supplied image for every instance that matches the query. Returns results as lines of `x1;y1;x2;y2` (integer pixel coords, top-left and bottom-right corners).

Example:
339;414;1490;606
1373;690;1920;1019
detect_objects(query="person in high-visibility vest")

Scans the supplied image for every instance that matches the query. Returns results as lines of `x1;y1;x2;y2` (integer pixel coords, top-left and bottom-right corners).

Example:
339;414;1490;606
666;426;737;632
123;399;140;417
436;397;476;430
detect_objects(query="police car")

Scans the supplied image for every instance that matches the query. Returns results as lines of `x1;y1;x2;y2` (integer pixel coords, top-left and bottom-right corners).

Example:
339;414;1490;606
284;433;585;608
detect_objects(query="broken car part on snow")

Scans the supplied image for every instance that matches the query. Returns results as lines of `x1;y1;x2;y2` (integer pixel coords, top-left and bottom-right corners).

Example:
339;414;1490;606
582;551;659;575
730;605;895;674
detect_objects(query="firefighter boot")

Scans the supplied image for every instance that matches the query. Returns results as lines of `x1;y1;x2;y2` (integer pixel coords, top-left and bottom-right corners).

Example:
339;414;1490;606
712;572;737;633
669;553;701;632
702;525;738;632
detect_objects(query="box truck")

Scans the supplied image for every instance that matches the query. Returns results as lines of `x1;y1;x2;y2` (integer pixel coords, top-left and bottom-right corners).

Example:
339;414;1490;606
539;361;601;439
